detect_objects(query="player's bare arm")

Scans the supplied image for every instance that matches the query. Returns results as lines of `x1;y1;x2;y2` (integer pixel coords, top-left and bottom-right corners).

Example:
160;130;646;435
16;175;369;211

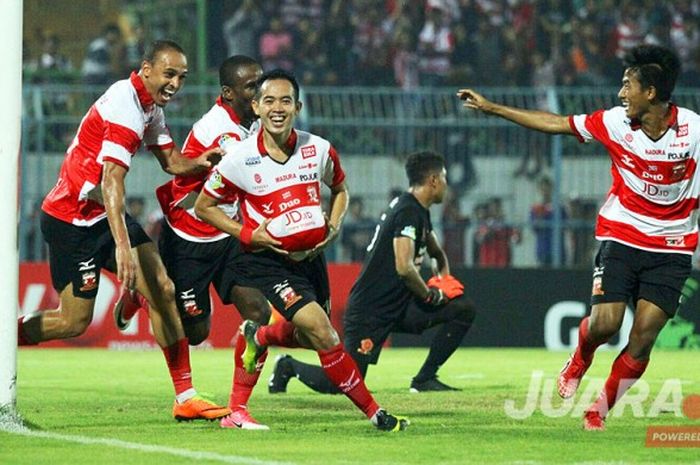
425;231;450;277
152;144;224;176
393;236;431;299
102;161;136;289
194;191;286;254
457;88;574;135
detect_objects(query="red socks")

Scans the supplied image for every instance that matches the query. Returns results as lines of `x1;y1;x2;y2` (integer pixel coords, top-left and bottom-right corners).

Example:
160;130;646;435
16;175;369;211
229;333;268;410
161;338;194;396
575;316;604;365
17;317;38;346
591;351;648;417
256;320;301;348
318;343;379;418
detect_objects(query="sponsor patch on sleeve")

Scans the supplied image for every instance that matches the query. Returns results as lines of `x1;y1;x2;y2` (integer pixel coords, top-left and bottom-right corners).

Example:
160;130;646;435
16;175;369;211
400;225;417;240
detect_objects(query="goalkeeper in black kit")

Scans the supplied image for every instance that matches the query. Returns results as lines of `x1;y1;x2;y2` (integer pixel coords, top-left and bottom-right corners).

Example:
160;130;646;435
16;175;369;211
268;151;477;394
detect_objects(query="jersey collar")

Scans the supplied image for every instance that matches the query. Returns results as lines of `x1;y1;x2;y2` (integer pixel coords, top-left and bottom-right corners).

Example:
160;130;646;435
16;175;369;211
215;96;242;125
130;72;155;109
629;103;678;131
256;128;298;157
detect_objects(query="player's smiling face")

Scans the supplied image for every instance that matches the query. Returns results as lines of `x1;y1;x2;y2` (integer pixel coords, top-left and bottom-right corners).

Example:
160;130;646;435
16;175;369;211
252;78;301;137
141;49;188;107
618;68;651;120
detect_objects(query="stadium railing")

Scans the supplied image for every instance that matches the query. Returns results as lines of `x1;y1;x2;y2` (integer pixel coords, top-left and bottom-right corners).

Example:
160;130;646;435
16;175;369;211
20;85;700;267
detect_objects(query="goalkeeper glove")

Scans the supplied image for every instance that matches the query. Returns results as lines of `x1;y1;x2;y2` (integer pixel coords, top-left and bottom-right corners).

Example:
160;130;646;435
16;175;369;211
426;275;464;300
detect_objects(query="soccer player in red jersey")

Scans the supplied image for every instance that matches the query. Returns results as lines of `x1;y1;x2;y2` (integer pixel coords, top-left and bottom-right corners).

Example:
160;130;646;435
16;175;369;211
114;55;273;429
17;40;229;422
195;69;409;431
458;44;698;430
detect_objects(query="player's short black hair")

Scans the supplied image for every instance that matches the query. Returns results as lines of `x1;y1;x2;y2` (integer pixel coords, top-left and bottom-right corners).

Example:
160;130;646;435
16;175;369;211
405;151;445;187
255;69;300;101
219;55;259;87
622;45;681;102
142;40;185;63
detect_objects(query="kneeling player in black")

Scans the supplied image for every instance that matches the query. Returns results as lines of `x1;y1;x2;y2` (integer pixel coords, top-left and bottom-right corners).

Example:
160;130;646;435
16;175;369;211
269;150;476;394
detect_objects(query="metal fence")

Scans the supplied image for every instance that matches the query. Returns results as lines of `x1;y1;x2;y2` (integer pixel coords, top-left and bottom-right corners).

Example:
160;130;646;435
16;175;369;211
20;84;700;267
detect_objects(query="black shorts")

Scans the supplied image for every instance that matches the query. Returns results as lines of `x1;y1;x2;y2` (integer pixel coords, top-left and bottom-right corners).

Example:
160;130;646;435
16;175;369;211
590;241;691;317
158;222;250;325
343;296;459;366
234;250;330;321
40;211;151;299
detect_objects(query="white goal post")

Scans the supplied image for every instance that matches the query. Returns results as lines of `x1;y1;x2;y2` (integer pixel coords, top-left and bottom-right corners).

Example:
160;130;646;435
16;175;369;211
0;0;23;416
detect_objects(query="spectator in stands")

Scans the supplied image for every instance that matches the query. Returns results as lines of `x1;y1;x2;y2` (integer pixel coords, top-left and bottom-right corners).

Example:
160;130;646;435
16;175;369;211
417;3;455;87
530;176;567;267
341;198;375;262
351;3;392;85
81;24;123;85
474;197;521;268
26;33;73;82
441;187;470;266
567;196;597;268
258;16;294;71
223;0;264;59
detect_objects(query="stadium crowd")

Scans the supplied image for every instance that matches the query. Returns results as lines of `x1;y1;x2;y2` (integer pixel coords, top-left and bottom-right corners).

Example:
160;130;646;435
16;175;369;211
23;0;700;89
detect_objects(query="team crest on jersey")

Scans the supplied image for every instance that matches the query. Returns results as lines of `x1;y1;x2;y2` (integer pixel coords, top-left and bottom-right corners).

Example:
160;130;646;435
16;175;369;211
677;124;689;137
670;162;687;182
400;225;417;240
79;271;97;292
254;173;263;184
665;236;686;247
357;338;374;355
307;185;319;203
301;145;316;159
624;133;634;143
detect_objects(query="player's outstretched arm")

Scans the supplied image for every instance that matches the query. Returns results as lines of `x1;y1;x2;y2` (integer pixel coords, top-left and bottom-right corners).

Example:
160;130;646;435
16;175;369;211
457;88;574;135
152;145;224;176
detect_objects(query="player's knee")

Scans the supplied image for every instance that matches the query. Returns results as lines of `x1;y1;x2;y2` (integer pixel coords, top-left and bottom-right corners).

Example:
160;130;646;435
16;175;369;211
185;324;209;346
239;298;270;324
305;321;339;350
589;313;622;341
453;299;476;326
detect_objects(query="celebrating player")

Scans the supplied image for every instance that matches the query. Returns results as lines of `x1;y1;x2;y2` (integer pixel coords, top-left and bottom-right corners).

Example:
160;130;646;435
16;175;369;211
268;151;476;395
458;44;697;430
195;69;409;432
113;55;274;429
17;40;229;422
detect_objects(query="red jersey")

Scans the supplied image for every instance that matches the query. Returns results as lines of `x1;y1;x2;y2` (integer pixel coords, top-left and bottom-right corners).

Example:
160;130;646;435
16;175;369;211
155;97;259;242
569;104;700;255
202;129;345;252
42;72;173;226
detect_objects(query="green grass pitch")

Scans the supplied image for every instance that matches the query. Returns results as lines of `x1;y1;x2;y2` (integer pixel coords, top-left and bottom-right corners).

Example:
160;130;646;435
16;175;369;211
2;348;699;465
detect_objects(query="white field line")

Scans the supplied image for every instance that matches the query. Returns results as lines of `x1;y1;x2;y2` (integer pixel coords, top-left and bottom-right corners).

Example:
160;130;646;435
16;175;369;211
1;427;297;465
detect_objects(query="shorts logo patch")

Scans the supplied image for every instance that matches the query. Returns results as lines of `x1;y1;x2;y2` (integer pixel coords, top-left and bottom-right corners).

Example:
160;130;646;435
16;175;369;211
273;280;302;309
183;299;202;317
357;338;374;355
592;266;604;296
79;271;97;292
